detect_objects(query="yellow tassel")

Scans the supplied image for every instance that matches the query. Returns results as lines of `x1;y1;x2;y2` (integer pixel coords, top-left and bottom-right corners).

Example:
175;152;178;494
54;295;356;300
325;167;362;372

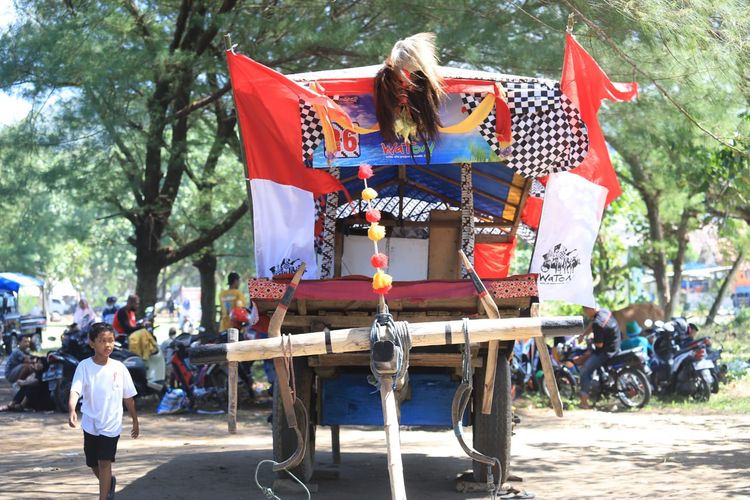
362;187;378;201
368;222;386;241
372;270;393;291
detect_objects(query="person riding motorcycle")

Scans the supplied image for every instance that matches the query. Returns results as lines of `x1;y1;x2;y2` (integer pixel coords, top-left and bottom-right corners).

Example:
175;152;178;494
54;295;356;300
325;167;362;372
112;295;142;338
578;307;621;409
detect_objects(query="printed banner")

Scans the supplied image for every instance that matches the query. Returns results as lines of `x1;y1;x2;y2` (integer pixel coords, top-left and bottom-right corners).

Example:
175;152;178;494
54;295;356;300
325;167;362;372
309;94;494;167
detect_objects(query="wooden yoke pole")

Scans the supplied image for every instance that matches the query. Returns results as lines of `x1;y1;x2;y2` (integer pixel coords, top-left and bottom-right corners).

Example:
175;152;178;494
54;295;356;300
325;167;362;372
227;328;239;434
189;316;583;364
458;250;501;415
380;374;407;500
532;304;564;417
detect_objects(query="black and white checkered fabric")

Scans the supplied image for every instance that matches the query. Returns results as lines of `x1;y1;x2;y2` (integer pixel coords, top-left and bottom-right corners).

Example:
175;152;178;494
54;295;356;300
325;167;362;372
504;80;588;178
529;179;546;198
460;93;511;159
300;99;323;163
506;81;559;116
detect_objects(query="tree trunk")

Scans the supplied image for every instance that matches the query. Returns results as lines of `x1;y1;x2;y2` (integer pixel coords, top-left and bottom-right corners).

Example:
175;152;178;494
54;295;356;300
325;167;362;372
665;211;691;318
705;250;745;326
642;196;670;310
194;251;218;337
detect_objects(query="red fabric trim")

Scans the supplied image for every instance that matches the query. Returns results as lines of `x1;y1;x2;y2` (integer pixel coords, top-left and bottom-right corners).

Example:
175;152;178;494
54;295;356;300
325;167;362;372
474;241;516;279
247;274;538;302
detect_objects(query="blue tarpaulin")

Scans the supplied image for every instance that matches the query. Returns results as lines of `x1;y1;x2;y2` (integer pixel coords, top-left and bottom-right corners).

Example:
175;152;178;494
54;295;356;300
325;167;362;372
0;273;44;293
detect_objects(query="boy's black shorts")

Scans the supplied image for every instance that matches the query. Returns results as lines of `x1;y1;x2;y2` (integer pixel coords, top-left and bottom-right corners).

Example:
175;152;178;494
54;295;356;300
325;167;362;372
83;431;120;467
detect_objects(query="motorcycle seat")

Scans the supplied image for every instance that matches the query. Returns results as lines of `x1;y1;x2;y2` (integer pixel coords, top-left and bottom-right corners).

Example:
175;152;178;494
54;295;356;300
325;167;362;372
606;347;645;365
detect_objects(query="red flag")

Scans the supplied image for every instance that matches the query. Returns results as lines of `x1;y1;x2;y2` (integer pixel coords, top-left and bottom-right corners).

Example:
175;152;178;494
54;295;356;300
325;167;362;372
562;33;637;206
474;241;516;279
520;196;543;230
227;51;346;278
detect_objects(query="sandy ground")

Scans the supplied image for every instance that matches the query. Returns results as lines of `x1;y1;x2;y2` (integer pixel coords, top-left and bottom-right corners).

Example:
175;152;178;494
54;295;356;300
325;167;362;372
1;385;749;500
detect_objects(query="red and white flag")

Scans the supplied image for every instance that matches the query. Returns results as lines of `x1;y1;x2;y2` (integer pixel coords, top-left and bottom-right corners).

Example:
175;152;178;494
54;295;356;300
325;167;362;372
226;52;344;278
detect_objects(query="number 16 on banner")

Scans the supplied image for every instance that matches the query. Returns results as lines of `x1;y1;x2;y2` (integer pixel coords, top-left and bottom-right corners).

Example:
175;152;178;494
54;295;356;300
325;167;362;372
332;122;360;158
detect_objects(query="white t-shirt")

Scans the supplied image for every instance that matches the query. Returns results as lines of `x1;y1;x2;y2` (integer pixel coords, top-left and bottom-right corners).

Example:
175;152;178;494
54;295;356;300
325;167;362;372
71;357;137;437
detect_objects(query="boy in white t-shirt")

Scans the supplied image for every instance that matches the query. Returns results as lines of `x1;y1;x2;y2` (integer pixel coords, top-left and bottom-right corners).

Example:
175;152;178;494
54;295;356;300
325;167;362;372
69;322;139;500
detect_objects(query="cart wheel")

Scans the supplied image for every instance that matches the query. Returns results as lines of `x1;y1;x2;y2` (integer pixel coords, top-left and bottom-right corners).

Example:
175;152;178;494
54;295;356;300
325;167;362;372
272;357;316;482
472;352;511;484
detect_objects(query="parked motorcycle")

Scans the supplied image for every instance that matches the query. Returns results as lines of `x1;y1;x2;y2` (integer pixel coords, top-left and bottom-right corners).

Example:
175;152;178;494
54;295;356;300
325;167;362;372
588;346;652;409
646;319;714;401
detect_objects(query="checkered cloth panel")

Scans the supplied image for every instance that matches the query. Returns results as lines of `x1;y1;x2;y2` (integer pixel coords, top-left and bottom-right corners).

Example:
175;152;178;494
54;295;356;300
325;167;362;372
300;99;324;163
460;93;511;159
529;179;546;198
503;81;589;178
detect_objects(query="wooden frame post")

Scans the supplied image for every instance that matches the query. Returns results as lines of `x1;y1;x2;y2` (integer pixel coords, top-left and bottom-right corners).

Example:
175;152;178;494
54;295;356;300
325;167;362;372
227;327;239;433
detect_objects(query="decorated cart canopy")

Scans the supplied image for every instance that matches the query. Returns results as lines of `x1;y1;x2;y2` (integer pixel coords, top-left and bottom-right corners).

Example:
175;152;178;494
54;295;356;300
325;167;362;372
230;55;585;280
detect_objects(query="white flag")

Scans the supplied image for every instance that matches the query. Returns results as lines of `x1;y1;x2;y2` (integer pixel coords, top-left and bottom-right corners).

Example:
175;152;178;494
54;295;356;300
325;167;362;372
530;172;608;307
251;178;319;279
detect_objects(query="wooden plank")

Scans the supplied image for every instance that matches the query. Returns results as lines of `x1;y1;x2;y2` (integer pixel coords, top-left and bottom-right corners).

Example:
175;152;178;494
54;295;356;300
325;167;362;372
381;374;407;500
533;303;564;417
190;316;584;364
309;352;483;368
428;210;461;280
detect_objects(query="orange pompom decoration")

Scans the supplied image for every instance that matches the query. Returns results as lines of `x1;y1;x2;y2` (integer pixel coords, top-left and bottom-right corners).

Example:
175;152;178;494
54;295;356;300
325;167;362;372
358;163;374;180
371;252;388;269
368;222;386;241
366;208;381;223
372;270;393;294
361;187;378;201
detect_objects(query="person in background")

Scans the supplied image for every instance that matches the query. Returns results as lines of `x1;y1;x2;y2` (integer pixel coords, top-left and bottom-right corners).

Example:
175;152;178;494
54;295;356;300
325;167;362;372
219;272;245;333
112;295;141;336
578;307;621;409
101;297;118;326
4;336;38;386
74;299;97;332
620;320;653;356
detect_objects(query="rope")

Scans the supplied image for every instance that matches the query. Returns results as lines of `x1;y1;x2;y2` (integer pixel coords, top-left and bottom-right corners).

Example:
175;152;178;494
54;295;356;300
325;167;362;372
281;334;296;400
254;459;311;500
369;311;411;389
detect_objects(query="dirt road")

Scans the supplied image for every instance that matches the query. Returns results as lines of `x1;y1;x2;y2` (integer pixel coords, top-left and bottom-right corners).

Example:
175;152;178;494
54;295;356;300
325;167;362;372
1;397;748;500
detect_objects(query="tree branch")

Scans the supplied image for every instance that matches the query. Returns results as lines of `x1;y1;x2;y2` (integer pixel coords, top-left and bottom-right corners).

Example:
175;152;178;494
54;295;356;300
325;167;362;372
162;200;249;265
167;83;231;121
560;0;750;159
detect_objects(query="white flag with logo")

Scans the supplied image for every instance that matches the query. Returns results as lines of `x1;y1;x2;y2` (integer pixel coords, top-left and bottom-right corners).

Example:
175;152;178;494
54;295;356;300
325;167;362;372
251;179;319;279
530;172;608;307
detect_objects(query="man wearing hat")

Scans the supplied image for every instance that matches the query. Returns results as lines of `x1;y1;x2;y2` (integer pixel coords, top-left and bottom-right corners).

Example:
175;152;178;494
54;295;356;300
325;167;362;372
620;320;653;356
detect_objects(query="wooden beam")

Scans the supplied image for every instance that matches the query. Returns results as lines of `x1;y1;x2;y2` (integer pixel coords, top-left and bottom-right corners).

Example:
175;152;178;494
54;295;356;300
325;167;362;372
509;177;531;241
189;316;584;364
309;352;483;368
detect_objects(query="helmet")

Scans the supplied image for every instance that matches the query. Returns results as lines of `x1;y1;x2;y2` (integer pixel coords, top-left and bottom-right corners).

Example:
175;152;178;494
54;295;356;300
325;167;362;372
106;296;117;305
230;305;250;325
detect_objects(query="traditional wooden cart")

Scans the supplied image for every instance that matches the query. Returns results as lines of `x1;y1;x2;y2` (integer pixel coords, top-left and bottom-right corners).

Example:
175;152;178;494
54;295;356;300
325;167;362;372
193;35;591;498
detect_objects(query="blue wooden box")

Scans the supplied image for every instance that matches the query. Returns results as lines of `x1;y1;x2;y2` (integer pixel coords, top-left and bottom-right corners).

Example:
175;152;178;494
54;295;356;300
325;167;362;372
319;372;468;427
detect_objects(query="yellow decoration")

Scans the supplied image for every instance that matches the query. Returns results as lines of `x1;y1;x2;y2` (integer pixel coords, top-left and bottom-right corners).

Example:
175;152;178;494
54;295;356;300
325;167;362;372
372;270;393;290
362;187;378;201
342;93;496;136
368;222;386;241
